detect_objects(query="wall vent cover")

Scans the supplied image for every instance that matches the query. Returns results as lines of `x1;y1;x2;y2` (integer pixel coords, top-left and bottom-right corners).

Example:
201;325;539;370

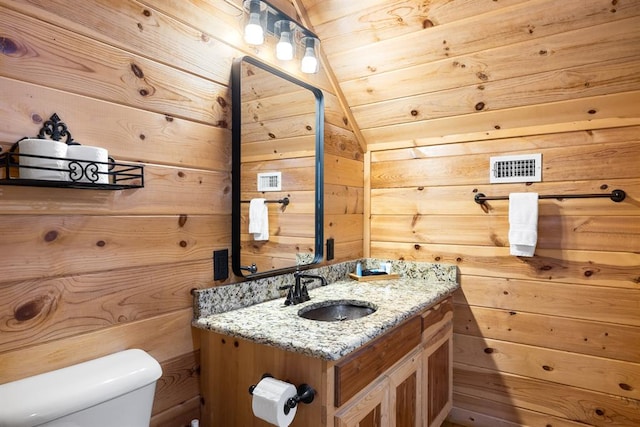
257;172;282;191
490;153;542;183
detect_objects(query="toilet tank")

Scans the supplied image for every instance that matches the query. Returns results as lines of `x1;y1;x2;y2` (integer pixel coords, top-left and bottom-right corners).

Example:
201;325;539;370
0;349;162;427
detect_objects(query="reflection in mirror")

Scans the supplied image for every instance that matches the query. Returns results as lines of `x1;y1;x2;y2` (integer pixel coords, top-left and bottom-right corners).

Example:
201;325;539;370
232;56;324;279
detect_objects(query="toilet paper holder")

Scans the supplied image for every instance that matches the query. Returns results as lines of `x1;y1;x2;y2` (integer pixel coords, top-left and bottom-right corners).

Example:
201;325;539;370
249;374;315;415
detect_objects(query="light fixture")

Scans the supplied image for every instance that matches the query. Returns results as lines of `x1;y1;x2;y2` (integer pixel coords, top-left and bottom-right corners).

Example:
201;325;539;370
242;0;320;73
275;20;294;61
300;37;319;74
244;0;264;45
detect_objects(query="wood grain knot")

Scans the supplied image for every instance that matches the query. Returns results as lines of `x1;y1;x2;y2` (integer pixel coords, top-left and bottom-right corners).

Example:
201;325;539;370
44;230;58;242
15;297;47;321
411;110;419;117
542;365;554;371
584;270;593;277
619;383;633;391
422;19;434;28
595;408;605;416
475;102;485;111
483;348;494;354
178;214;188;227
131;63;144;78
216;96;227;108
476;72;488;81
268;133;276;139
179;240;188;248
31;113;43;124
96;240;106;247
588;109;597;115
414;244;421;250
0;37;18;55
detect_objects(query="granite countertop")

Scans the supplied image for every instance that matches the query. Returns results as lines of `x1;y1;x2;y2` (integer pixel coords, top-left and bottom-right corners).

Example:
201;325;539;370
193;276;459;361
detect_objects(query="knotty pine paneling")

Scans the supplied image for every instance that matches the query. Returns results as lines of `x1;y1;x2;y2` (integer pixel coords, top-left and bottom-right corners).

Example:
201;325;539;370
0;1;363;426
0;5;230;126
367;125;640;427
306;0;530;54
448;392;588;427
453;364;640;427
0;78;231;171
371;140;640;188
453;304;640;363
318;0;640;80
341;17;640;107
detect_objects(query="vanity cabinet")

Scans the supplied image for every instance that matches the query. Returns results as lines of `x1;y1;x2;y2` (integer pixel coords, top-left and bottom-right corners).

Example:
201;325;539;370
333;297;452;427
199;296;453;427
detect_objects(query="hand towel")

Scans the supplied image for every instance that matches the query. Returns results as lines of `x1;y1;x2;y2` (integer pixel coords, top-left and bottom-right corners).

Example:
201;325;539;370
508;193;538;257
249;198;269;241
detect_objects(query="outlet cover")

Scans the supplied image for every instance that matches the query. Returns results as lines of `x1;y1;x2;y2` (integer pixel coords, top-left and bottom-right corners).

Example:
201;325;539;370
213;249;229;281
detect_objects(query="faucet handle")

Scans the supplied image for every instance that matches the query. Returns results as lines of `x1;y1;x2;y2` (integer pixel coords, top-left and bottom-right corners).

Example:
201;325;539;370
279;285;295;305
300;284;310;302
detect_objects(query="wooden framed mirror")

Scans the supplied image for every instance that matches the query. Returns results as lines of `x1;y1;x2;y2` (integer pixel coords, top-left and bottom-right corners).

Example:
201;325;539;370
231;56;324;279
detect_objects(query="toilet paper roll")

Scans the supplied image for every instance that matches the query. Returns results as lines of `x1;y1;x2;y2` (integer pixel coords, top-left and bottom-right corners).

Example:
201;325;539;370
66;145;109;184
18;138;69;181
251;377;297;427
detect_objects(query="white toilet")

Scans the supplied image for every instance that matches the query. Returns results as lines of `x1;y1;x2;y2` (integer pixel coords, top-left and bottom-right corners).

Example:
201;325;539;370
0;349;162;427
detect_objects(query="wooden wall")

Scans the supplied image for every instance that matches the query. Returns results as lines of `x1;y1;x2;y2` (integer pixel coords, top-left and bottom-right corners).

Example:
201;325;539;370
368;127;640;426
302;1;640;426
0;0;361;425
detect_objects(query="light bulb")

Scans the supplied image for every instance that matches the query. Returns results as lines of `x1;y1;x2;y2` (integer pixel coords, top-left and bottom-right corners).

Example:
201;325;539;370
301;46;318;73
244;12;264;45
276;31;294;60
244;1;264;45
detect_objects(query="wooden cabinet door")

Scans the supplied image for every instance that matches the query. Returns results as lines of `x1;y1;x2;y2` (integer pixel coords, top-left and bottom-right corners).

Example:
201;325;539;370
423;333;452;427
387;347;422;427
334;377;390;427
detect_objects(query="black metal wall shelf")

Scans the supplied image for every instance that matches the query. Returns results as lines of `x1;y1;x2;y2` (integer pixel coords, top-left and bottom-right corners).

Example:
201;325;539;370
0;113;144;190
0;152;144;190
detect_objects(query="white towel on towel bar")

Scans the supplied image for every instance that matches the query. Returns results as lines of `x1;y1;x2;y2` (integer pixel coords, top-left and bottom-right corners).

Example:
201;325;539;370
508;193;538;257
249;198;269;241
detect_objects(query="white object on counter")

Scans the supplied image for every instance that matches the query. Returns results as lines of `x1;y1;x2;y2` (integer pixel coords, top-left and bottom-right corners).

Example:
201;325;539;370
18;138;69;181
251;377;297;426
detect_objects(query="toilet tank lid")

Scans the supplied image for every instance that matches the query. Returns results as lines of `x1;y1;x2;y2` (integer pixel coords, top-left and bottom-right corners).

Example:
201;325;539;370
0;349;162;427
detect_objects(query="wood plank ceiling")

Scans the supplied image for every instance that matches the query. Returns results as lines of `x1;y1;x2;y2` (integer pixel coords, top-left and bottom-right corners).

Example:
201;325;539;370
299;0;640;148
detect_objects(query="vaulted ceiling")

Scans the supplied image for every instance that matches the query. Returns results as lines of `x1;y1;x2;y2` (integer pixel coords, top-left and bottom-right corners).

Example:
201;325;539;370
298;0;640;149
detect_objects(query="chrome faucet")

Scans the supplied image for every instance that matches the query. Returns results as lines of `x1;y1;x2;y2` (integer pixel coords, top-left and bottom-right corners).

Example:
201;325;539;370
280;271;327;306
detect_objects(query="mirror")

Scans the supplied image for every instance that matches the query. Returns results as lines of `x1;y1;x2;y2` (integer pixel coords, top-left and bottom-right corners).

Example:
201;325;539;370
232;56;324;279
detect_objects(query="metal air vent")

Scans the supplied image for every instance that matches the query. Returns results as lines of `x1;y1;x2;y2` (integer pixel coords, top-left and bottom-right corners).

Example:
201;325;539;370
257;172;281;191
490;153;542;183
